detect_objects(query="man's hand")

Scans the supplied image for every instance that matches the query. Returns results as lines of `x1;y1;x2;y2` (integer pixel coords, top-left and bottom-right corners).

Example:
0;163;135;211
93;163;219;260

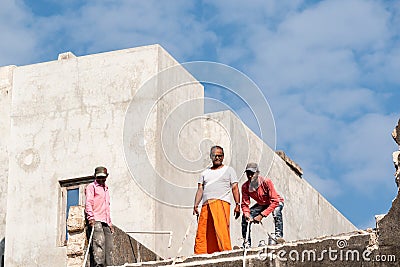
193;206;199;216
234;204;240;219
252;214;263;224
89;219;95;226
244;214;252;222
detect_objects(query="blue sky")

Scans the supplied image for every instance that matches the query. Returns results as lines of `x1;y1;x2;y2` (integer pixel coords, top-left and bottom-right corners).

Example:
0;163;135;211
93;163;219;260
2;0;400;229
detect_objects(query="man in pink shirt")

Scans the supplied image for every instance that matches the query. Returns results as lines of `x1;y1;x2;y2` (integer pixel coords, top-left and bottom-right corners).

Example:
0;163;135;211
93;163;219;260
85;166;113;266
241;163;284;247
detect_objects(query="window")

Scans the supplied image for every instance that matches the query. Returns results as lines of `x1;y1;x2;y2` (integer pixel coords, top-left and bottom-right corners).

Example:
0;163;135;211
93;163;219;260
58;176;94;246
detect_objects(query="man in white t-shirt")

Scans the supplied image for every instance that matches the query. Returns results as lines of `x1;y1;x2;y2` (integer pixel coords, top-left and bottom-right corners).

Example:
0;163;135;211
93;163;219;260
193;145;240;254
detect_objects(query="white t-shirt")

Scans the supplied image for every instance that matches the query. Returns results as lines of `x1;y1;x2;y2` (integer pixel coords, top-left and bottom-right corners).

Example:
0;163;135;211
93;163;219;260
198;165;238;203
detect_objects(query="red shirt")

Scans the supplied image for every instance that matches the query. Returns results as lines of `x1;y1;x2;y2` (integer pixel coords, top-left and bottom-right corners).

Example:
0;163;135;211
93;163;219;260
85;180;112;226
241;175;284;217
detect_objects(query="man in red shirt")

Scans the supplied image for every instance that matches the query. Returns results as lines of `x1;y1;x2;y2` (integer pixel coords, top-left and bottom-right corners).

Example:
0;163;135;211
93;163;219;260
85;166;113;266
241;163;284;247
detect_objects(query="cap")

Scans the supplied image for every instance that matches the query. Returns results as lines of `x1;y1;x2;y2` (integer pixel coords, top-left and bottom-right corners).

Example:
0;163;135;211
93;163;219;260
94;166;108;178
245;162;259;172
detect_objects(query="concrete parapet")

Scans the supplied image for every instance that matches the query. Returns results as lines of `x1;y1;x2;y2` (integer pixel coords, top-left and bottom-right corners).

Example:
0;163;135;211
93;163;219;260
116;176;400;267
275;150;303;177
65;205;160;266
117;229;399;267
58;52;76;60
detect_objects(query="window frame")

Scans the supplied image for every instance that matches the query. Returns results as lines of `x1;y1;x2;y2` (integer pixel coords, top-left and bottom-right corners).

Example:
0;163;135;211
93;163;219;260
58;176;94;246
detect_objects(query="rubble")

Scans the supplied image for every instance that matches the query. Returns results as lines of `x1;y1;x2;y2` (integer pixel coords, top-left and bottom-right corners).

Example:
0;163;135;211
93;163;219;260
276;150;303;177
66;206;87;267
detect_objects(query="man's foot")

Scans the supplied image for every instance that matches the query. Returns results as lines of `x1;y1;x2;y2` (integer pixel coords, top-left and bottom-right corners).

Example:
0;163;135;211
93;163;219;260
258;240;267;247
276;237;285;244
242;241;251;249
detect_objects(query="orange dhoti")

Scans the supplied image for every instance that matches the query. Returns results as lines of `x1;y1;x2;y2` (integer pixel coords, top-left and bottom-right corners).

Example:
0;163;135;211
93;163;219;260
194;199;232;254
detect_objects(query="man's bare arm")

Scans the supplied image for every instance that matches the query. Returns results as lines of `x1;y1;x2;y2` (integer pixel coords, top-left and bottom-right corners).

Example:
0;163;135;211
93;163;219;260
232;183;240;219
193;183;203;215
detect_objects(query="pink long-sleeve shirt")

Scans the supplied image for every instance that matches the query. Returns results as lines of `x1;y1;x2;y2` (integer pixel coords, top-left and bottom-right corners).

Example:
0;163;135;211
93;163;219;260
241;175;284;218
85;180;112;226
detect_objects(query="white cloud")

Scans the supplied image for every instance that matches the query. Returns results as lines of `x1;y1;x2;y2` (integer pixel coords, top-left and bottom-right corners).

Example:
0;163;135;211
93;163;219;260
204;0;399;205
303;87;380;119
0;0;37;66
36;1;217;61
246;0;390;92
2;0;219;65
332;113;398;192
203;0;303;25
2;0;399;227
278;0;389;50
365;46;400;85
305;171;343;198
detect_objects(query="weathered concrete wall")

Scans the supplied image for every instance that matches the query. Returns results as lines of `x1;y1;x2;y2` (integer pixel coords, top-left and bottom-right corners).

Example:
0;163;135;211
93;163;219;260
3;44;357;266
122;118;400;267
4;44;203;266
202;110;357;247
118;47;204;258
66;205;159;267
120;190;400;267
0;65;15;266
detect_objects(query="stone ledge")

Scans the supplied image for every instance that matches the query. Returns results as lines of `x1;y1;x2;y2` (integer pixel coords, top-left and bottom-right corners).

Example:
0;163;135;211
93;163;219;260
58;51;76;60
276;151;303;177
392;119;400;147
115;232;375;267
111;189;400;267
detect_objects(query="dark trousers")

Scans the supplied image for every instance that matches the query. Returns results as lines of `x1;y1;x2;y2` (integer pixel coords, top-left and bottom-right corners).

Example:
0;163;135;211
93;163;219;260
242;202;284;246
92;222;113;267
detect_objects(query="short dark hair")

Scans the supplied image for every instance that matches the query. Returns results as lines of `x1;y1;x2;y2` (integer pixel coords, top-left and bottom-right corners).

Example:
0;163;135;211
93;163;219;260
210;145;224;156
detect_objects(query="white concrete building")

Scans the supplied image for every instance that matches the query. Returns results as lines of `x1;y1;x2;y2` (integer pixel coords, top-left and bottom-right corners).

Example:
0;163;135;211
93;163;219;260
0;45;357;267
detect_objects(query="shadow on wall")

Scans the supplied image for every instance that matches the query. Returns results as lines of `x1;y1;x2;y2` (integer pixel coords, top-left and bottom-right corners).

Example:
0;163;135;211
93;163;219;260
111;226;161;264
0;238;4;267
85;225;160;266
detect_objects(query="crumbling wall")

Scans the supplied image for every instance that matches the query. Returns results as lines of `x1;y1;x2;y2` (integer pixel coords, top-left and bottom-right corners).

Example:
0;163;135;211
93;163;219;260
392;119;400;188
123;118;400;267
66;206;87;267
66;206;159;267
123;191;399;266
